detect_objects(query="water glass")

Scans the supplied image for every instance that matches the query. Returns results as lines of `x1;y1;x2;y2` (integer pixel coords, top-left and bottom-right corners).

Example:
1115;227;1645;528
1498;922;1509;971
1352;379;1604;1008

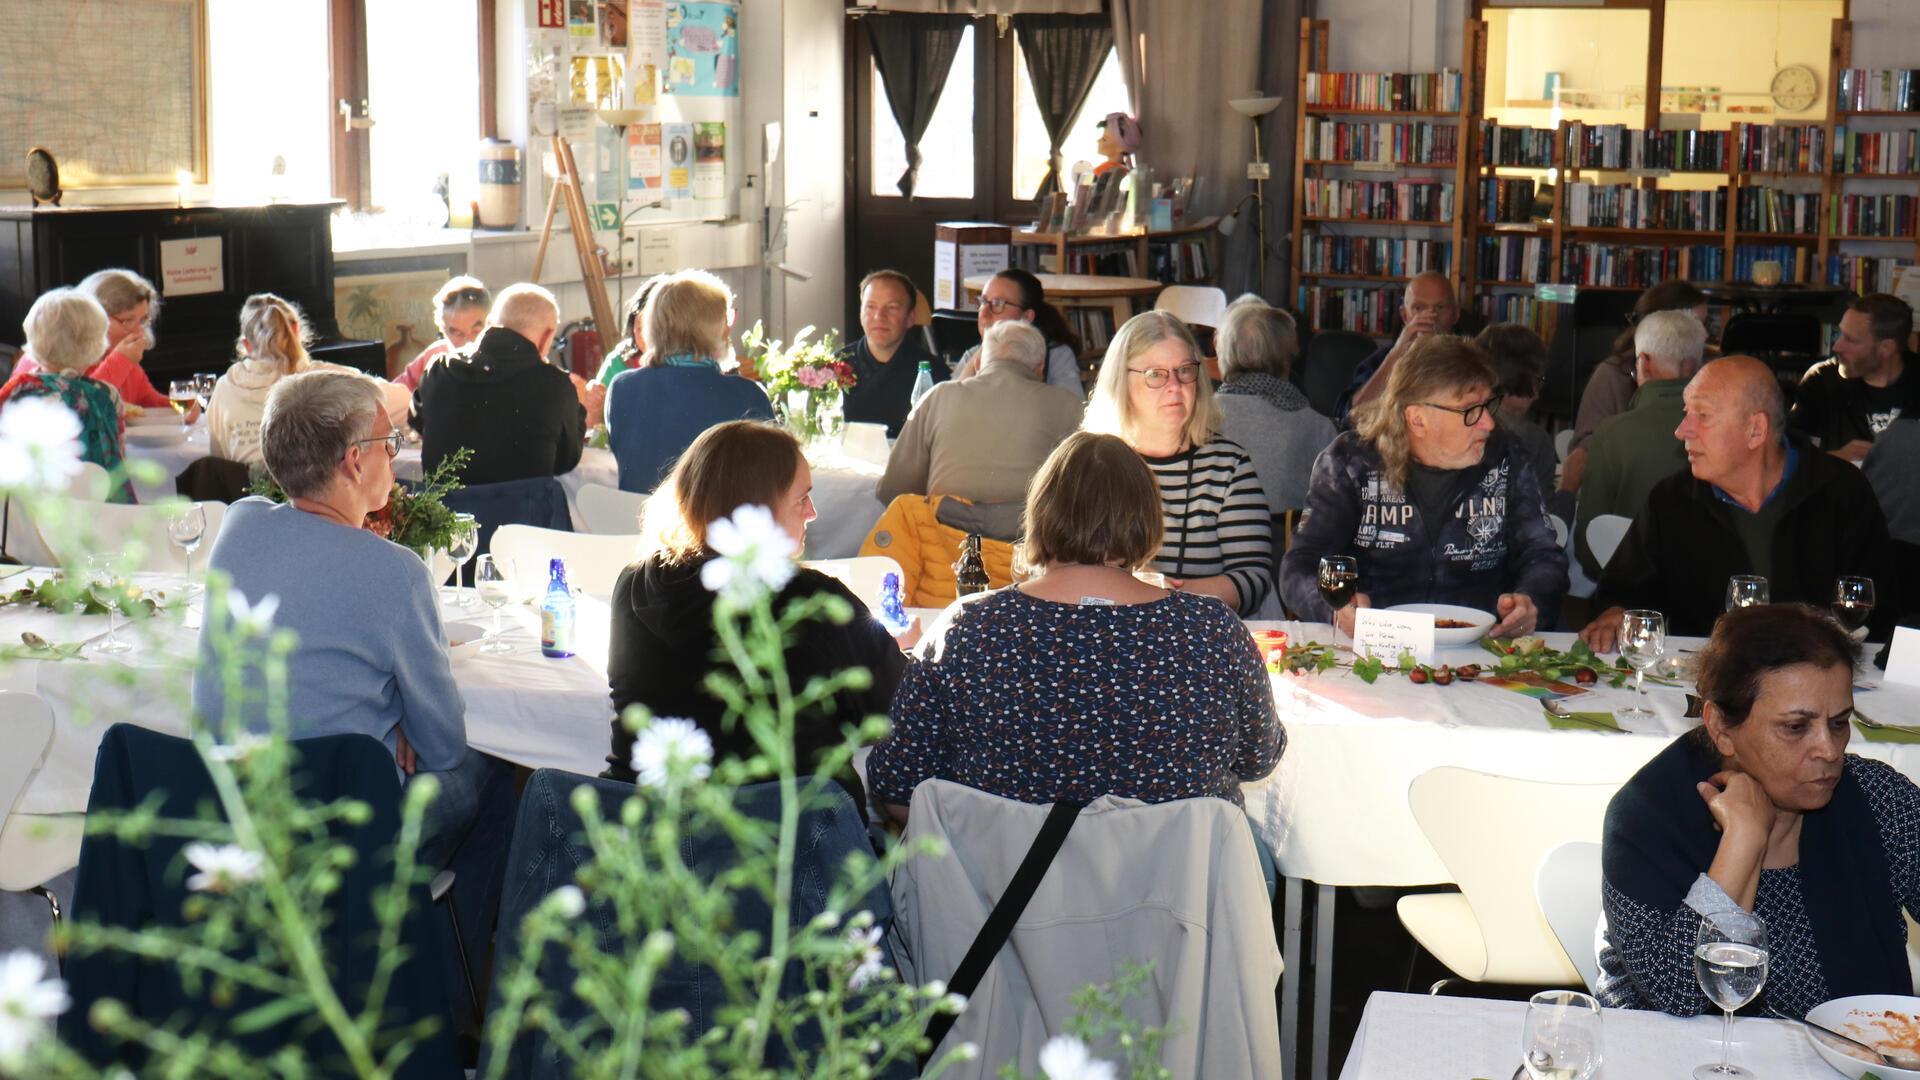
167;503;207;596
475;554;514;654
1521;989;1603;1080
1619;609;1665;720
1694;910;1770;1079
445;514;479;606
85;555;132;655
1726;575;1769;612
1832;576;1875;636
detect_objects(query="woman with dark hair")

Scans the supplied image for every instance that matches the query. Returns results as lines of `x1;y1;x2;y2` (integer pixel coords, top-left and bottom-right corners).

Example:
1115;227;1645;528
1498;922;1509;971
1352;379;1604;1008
395;276;491;392
1564;281;1710;490
593;275;663;388
953;268;1085;394
1597;604;1920;1016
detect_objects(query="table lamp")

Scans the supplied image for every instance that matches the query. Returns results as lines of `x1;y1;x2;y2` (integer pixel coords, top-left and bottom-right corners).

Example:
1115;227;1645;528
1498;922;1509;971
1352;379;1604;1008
1229;95;1285;298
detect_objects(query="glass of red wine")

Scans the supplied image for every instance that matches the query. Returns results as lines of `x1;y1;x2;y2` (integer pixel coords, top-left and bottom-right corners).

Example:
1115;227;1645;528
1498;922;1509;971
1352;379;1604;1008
1833;576;1875;637
1319;555;1359;650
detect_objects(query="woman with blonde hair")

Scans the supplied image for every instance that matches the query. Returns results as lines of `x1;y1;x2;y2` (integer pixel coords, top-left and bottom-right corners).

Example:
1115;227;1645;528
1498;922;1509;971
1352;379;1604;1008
1082;310;1274;616
1278;334;1566;636
0;287;130;497
11;269;172;413
394;276;491;392
603;419;905;803
604;268;773;493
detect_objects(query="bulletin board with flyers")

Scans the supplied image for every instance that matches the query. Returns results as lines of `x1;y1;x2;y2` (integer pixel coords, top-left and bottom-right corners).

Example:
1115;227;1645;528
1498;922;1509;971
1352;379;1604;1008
528;0;742;230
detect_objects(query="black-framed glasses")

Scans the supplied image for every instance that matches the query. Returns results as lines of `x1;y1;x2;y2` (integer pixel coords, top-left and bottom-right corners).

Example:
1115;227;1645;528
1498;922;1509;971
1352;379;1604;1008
1417;395;1502;426
442;287;488;308
352;431;404;458
980;297;1028;314
1127;364;1201;389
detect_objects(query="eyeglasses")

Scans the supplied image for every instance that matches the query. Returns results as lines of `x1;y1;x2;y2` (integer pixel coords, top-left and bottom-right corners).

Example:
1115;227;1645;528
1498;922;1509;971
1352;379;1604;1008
1127;364;1201;389
442;287;488;308
980;297;1027;314
110;312;152;329
352;431;404;458
1417;395;1503;426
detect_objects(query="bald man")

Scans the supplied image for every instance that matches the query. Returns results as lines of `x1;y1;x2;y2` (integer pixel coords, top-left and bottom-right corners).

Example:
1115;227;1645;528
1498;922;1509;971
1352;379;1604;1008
1337;271;1461;425
411;281;585;486
1580;355;1895;650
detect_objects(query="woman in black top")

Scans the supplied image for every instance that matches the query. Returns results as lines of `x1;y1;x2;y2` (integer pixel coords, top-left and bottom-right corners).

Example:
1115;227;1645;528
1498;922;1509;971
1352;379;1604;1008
602;420;908;805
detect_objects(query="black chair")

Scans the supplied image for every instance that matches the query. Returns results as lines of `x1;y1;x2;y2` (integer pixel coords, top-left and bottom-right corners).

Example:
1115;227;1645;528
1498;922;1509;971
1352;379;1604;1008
1299;330;1378;419
1720;311;1825;400
445;476;572;585
926;311;982;372
175;456;255;503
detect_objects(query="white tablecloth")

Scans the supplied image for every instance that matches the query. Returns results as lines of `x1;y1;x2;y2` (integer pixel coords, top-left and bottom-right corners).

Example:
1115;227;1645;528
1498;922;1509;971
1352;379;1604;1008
1339;992;1831;1079
804;448;887;560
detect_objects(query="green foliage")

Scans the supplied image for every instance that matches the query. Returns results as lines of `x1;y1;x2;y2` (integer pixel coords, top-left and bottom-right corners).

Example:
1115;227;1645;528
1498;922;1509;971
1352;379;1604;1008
998;964;1174;1080
249;448;475;555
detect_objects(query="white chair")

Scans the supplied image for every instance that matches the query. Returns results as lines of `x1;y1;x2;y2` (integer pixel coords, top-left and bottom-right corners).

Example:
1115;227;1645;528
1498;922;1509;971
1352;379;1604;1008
1554;428;1574;464
576;482;648;536
1587;514;1632;570
489;524;639;598
1536;840;1605;994
1397;767;1620;989
0;691;83;931
803;555;906;616
37;498;227;574
1547;513;1569;550
1153;284;1230;330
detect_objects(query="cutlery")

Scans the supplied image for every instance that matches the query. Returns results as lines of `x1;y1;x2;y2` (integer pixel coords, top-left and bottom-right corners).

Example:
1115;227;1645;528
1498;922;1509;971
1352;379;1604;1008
1854;709;1920;736
1769;1006;1897;1068
1542;698;1624;733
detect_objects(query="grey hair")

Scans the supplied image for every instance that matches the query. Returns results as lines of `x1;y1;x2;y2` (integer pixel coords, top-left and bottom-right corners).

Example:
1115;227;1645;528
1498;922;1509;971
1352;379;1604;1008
981;319;1046;373
23;288;109;373
260;370;385;499
1634;309;1708;380
490;282;560;338
1216;299;1299;381
77;268;160;321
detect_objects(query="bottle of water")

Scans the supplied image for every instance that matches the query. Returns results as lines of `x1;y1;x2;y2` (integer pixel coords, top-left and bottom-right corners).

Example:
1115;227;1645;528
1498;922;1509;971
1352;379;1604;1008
909;360;935;409
540;558;575;659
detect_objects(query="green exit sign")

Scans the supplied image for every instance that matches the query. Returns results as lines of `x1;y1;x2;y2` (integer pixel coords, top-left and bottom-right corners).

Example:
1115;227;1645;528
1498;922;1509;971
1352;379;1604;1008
1536;283;1579;304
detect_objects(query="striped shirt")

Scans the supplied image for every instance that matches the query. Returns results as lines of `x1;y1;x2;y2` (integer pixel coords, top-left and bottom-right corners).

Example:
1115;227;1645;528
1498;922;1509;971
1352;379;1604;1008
1141;438;1274;615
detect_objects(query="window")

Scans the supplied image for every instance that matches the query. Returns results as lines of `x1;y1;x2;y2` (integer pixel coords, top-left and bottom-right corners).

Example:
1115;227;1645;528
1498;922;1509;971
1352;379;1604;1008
367;0;481;216
1010;43;1128;202
207;0;333;203
869;26;975;199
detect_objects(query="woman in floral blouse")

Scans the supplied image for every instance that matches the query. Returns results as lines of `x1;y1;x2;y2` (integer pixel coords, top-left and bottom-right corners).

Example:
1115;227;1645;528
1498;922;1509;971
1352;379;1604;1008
0;287;128;498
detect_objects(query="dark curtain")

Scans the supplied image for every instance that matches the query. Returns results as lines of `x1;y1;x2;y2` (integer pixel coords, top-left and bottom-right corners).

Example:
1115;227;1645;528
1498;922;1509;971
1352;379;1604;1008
1011;13;1114;195
864;14;971;199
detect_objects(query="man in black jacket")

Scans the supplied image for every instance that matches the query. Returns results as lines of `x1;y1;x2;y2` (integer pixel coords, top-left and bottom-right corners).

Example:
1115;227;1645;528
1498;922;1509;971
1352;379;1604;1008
1581;355;1897;649
1789;292;1920;462
411;282;585;485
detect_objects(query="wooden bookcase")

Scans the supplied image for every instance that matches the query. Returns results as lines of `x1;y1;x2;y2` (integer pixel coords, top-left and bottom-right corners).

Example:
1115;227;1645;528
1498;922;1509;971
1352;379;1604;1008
1009;218;1223;287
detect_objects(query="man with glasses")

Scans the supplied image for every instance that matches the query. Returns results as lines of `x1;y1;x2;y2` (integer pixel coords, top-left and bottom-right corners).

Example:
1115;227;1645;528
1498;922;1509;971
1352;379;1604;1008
1337;270;1465;425
842;269;944;437
1281;335;1567;637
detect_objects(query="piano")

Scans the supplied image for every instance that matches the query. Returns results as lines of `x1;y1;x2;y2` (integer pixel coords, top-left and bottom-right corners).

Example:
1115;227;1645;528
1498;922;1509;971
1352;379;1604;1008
0;200;382;383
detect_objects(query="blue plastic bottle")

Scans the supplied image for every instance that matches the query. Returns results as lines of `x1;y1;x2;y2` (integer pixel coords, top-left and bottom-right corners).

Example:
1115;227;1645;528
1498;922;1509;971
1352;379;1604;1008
540;558;576;659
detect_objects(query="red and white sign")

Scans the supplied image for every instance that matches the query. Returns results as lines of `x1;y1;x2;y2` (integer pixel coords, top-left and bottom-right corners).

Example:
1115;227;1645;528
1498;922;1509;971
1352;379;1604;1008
537;0;564;27
158;237;224;298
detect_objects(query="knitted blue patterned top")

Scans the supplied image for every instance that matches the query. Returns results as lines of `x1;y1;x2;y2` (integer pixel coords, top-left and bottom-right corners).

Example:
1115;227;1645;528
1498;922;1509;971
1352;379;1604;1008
867;588;1283;807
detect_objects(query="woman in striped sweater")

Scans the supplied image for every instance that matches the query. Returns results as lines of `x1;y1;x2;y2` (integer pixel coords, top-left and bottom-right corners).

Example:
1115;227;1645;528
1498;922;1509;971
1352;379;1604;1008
1084;311;1275;616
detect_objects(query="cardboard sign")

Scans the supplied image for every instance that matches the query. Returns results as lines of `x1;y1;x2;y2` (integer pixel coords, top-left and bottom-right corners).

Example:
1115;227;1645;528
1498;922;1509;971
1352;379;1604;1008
1884;626;1920;688
1353;607;1437;666
158;237;223;297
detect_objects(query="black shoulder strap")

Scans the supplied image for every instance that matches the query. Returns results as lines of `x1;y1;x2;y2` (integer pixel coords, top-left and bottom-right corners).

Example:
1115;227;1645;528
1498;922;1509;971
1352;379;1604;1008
920;799;1086;1064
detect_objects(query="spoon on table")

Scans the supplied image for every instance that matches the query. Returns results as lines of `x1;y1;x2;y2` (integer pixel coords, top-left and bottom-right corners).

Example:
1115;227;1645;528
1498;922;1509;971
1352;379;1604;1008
1769;1006;1903;1068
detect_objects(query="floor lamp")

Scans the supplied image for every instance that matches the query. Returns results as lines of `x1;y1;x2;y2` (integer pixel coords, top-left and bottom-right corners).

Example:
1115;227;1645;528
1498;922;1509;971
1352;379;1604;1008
1228;95;1284;299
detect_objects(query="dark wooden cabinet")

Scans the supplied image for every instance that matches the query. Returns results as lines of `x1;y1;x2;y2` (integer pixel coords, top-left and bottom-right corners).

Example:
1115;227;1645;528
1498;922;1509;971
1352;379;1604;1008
0;201;379;382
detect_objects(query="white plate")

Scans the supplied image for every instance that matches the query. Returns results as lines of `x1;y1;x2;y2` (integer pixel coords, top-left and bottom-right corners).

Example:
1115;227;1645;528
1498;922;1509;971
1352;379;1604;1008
126;411;188;427
1385;602;1496;645
123;426;187;447
1805;995;1920;1078
444;620;486;665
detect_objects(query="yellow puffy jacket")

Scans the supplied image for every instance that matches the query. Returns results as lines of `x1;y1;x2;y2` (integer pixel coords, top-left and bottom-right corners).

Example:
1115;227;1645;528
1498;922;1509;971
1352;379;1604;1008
859;494;1015;607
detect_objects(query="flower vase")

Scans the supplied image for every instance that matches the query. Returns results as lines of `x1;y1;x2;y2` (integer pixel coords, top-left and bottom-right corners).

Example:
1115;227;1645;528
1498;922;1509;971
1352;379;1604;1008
783;387;846;454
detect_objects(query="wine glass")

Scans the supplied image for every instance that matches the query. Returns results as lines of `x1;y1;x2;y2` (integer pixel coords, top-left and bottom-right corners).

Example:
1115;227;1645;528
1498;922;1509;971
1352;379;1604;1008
1318;555;1359;650
169;380;198;430
1832;576;1875;638
85;554;132;655
1726;575;1770;612
1619;609;1666;720
1520;989;1603;1080
167;503;207;596
445;514;479;607
476;554;514;654
1694;910;1770;1079
195;372;217;405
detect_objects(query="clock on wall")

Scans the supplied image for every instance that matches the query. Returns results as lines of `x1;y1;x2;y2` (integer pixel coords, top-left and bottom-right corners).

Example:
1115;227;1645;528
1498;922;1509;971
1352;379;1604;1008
1771;64;1820;113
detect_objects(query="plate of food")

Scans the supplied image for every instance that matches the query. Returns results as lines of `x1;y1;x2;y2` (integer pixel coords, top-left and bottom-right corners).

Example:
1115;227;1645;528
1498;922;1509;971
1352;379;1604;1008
123;425;187;446
1386;603;1496;645
444;621;487;665
1805;995;1920;1078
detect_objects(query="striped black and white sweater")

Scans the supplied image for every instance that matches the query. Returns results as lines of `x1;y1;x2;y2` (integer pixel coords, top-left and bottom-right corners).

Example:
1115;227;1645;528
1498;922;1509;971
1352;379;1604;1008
1139;438;1274;616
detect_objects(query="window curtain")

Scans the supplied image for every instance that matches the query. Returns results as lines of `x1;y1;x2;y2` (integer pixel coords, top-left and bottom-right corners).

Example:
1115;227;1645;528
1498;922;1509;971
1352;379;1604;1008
1012;13;1113;196
865;14;971;198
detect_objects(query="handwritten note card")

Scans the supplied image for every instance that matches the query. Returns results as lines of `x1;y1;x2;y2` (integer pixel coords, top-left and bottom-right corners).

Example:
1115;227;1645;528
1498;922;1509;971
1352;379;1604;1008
1353;608;1436;666
1885;626;1920;688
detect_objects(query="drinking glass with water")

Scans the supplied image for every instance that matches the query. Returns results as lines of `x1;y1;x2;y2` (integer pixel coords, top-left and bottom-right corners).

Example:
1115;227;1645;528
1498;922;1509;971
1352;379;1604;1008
1694;909;1770;1079
1520;989;1602;1080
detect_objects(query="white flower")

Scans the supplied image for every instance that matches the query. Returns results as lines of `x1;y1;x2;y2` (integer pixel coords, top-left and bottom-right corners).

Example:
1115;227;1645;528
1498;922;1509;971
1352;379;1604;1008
225;590;280;637
1038;1034;1118;1080
0;951;68;1067
846;924;887;990
698;504;796;603
0;397;84;494
545;885;586;918
629;718;713;788
183;842;265;893
205;733;269;763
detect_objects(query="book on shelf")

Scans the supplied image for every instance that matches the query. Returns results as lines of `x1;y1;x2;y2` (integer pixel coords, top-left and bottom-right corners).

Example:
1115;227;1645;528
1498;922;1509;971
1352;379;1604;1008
1475;292;1556;339
1147;237;1212;284
1561;242;1725;287
1834;193;1916;238
1735;124;1825;173
1304;120;1459;165
1302;236;1452;278
1835;126;1920;175
1837;68;1920;113
1303;177;1454;221
1294;284;1407;335
1733;244;1812;284
1737;187;1821;235
1065;307;1118;353
1305;70;1463;112
1065;242;1141;276
1474;235;1551;283
1567;124;1729;172
1828;254;1914;292
1479;123;1556;168
1479;177;1537;224
1564;182;1727;231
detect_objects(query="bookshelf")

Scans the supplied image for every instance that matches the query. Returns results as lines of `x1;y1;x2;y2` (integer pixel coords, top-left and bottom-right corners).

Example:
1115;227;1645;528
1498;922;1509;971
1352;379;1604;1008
1008;218;1223;288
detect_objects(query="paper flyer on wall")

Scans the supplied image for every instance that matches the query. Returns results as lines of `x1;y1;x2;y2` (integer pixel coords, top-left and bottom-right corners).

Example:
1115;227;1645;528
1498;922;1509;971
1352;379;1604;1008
567;0;596;38
626;0;665;106
663;122;693;199
664;2;738;97
527;37;563;136
569;54;624;109
627;123;664;205
598;0;627;47
692;122;726;200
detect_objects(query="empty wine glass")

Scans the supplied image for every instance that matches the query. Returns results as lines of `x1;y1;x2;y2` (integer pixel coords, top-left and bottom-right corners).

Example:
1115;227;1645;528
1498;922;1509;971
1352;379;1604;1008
1694;910;1770;1079
476;554;513;654
1520;989;1603;1080
1726;575;1769;612
445;514;479;607
1318;555;1359;650
195;372;217;408
1619;609;1666;720
1832;576;1875;638
85;554;132;655
168;503;207;597
169;380;198;430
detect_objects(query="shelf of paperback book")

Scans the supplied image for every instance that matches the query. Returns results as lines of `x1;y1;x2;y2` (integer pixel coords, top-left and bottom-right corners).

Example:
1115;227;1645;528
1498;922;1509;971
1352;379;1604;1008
1304;216;1452;226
